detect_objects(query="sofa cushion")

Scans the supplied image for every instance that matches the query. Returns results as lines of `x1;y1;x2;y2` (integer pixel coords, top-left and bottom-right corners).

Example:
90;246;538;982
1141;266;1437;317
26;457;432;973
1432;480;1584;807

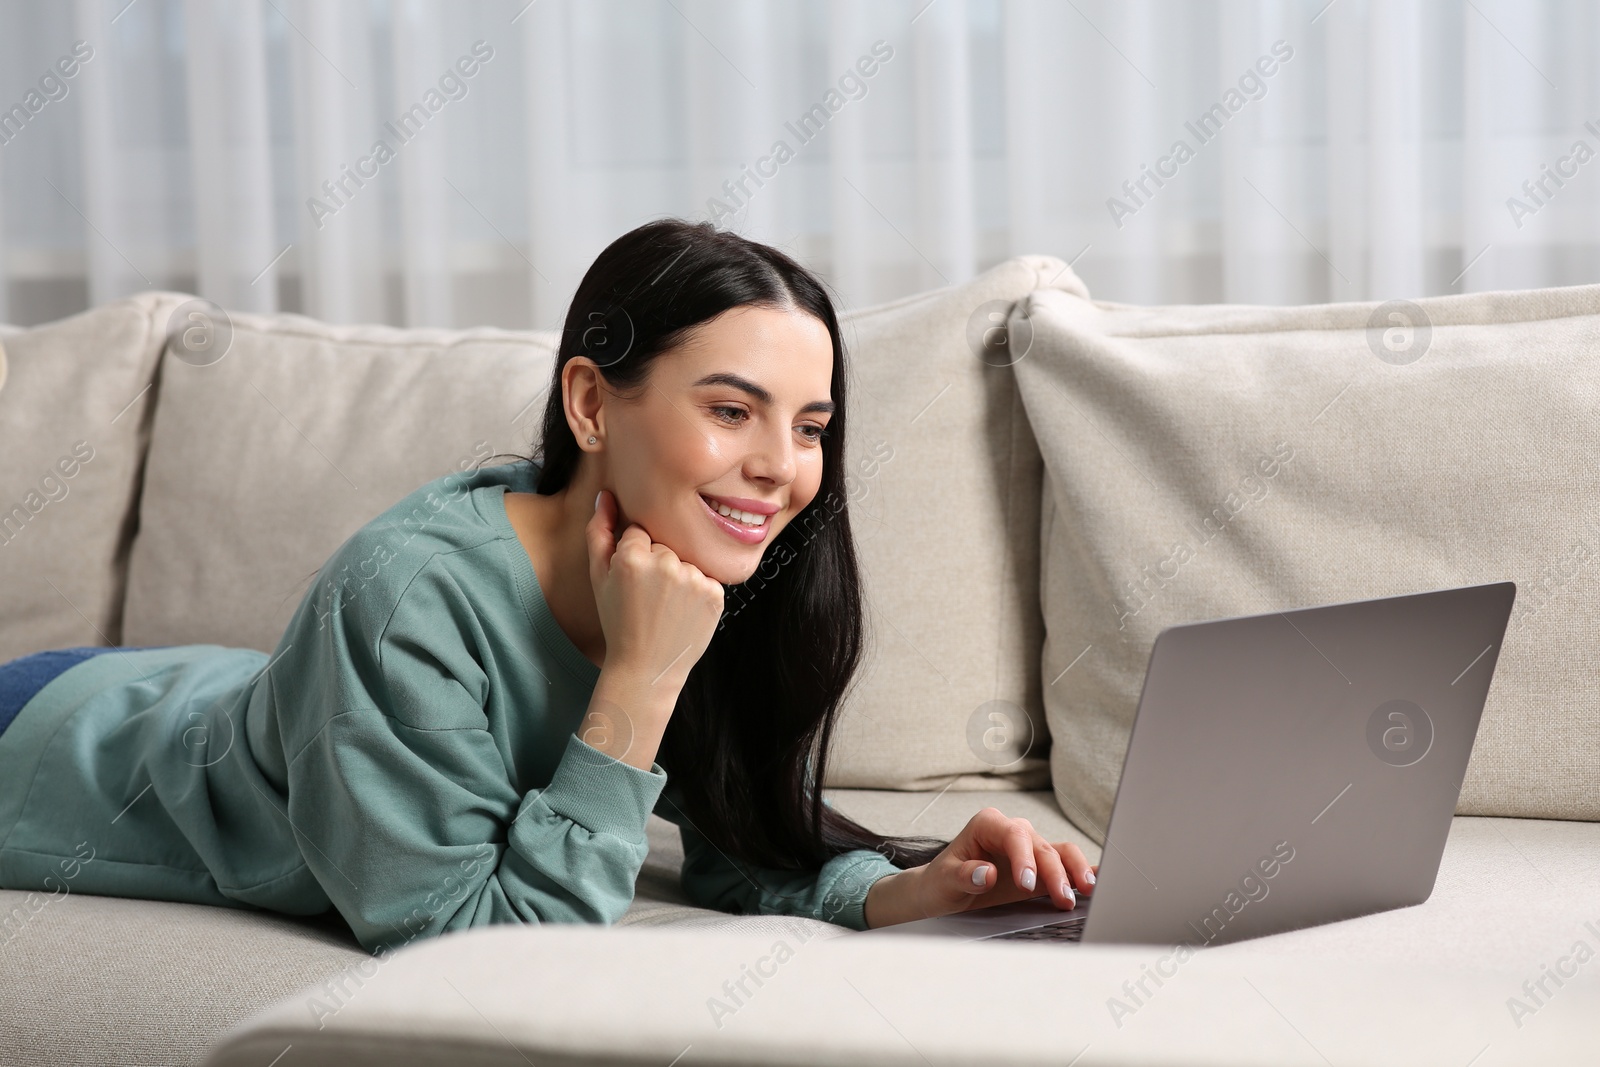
0;888;367;1067
119;311;561;656
3;788;1594;1066
0;804;762;1067
0;787;1071;1066
827;255;1087;790
1012;284;1600;840
0;291;191;663
200;811;1599;1067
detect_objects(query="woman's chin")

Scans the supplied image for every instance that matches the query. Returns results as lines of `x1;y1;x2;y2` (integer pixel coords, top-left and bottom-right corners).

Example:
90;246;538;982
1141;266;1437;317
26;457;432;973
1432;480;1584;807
680;544;763;587
700;556;757;587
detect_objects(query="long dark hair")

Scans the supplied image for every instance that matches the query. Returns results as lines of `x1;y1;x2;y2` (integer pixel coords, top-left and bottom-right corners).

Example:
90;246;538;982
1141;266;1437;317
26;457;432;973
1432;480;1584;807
498;218;950;878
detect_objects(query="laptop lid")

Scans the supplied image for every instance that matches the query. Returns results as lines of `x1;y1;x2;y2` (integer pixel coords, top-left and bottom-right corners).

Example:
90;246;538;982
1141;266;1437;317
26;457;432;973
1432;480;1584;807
1080;580;1516;947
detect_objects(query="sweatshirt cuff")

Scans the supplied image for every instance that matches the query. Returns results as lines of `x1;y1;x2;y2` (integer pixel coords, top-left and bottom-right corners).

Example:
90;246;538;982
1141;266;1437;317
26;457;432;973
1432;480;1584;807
538;731;668;844
827;851;903;932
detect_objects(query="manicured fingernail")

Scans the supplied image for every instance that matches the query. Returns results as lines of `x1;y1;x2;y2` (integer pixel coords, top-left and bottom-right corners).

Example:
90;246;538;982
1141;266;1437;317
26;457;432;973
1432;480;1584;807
1062;881;1077;906
594;491;602;512
1085;869;1097;885
973;865;989;886
1020;868;1036;891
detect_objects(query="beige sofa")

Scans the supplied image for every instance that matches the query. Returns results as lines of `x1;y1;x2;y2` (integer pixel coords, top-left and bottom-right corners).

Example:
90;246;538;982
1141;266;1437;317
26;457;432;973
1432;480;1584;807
0;262;1595;1067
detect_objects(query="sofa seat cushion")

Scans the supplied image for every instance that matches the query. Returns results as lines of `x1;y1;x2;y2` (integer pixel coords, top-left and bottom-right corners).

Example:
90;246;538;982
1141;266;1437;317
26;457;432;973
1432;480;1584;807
2;788;1595;1066
0;888;368;1067
202;806;1599;1066
829;792;1600;978
0;787;1064;1066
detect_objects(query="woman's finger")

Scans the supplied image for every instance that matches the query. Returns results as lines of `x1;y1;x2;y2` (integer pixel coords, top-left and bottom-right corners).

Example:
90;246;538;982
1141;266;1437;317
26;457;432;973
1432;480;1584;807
958;858;998;895
970;809;1043;895
1050;840;1097;895
1025;830;1076;909
585;489;617;587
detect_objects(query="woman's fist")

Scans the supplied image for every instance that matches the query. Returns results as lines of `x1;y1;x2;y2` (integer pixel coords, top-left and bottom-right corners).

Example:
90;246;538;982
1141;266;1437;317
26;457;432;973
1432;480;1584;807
586;488;724;691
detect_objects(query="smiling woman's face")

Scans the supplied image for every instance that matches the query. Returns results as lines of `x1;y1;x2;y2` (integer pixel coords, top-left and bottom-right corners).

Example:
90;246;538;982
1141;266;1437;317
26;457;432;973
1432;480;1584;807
594;302;836;585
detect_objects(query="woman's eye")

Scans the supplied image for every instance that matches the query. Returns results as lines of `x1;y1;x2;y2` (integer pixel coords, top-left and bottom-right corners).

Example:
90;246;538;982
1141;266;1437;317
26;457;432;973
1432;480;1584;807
710;406;828;443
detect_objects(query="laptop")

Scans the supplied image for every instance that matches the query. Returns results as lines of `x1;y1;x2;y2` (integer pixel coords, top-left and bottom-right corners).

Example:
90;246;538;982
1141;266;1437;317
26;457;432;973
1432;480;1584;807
863;580;1517;947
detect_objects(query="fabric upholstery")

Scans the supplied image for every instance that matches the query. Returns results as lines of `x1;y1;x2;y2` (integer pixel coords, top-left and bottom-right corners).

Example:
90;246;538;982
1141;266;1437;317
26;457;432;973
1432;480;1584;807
0;292;189;662
204;930;1597;1067
1012;283;1600;839
3;788;1596;1066
120;312;561;655
0;888;366;1067
826;254;1087;790
204;918;1599;1067
198;802;1598;1067
0;786;1042;1067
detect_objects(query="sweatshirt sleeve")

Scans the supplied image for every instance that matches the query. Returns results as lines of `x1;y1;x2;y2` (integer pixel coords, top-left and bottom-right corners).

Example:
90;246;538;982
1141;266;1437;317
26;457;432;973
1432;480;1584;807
655;786;901;931
283;563;668;954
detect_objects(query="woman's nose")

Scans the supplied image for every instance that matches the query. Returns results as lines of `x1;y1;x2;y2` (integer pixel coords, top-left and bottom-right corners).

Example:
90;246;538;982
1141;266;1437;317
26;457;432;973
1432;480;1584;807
745;425;796;483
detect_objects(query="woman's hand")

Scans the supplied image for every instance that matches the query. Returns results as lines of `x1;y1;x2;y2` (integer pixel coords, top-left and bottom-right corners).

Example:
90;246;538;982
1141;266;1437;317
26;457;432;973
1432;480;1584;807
586;488;724;691
863;808;1099;928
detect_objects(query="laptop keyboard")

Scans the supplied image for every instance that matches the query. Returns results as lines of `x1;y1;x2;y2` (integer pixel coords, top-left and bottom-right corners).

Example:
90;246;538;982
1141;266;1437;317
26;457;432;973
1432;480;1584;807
989;915;1087;942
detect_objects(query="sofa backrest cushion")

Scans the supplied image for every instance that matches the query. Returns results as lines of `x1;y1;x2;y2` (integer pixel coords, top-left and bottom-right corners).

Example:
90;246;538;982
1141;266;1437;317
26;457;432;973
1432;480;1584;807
120;312;559;657
0;292;190;663
1014;283;1600;841
824;254;1085;790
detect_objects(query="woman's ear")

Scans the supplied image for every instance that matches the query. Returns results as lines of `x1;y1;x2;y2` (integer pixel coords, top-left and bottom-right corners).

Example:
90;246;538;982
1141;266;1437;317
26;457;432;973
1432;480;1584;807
563;357;606;446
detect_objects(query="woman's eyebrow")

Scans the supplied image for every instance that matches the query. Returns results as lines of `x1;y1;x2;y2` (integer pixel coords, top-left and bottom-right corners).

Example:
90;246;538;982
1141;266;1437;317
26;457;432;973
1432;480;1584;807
691;372;835;415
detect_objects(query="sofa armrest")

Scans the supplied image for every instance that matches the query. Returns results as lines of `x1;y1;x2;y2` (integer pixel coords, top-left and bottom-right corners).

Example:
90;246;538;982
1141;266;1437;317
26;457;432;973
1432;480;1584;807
202;921;1597;1067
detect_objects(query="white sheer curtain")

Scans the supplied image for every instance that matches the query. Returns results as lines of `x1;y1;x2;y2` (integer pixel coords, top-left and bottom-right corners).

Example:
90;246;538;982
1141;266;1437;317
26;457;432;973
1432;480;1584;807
0;0;1595;329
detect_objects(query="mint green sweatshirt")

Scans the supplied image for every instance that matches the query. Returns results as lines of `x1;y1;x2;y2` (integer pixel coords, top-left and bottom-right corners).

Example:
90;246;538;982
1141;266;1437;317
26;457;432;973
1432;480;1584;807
0;459;900;952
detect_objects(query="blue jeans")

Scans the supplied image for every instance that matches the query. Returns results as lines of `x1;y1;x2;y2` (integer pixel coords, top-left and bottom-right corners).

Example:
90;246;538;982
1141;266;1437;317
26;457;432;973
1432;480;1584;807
0;647;173;736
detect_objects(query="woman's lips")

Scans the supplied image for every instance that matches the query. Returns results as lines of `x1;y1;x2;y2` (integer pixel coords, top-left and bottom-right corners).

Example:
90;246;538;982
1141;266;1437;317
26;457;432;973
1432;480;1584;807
699;493;769;545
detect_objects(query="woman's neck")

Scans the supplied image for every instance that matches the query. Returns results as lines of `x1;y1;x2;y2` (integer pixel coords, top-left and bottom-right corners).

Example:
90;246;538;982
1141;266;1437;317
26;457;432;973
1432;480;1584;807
502;486;606;669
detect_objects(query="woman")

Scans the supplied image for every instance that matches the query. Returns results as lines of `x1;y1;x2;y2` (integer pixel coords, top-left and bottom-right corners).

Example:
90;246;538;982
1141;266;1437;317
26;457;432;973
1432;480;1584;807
0;219;1094;953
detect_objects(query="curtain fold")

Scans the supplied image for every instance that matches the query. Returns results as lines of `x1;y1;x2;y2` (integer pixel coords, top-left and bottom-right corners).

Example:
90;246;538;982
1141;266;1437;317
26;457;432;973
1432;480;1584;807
914;0;975;289
289;0;384;324
2;0;1596;329
392;0;454;328
1364;0;1426;300
72;0;133;308
1001;0;1046;266
826;0;871;303
183;0;277;313
522;0;571;331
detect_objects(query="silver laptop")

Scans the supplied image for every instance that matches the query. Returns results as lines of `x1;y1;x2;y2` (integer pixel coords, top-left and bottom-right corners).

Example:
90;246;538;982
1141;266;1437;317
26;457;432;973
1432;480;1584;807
864;581;1517;947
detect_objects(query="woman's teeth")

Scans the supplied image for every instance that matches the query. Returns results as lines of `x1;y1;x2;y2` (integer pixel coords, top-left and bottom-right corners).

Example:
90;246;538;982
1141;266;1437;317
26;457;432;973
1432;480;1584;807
704;496;767;527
